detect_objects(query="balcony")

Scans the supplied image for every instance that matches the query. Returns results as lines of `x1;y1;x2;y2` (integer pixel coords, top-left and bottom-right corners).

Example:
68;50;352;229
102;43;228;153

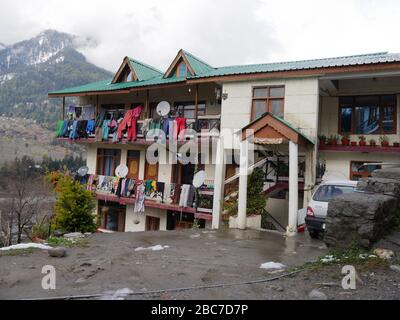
82;174;214;219
56;114;221;145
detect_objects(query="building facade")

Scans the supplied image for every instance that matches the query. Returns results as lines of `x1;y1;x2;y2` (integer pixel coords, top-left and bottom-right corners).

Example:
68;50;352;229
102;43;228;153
49;50;400;234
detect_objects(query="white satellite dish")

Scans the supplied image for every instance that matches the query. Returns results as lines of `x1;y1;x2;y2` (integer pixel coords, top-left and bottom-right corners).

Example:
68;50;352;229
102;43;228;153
115;164;129;178
192;170;206;188
78;166;89;177
156;101;171;117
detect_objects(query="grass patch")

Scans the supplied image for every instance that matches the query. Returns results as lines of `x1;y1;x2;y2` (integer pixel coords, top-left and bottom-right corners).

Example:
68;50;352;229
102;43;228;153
0;248;36;257
289;243;392;273
46;237;89;248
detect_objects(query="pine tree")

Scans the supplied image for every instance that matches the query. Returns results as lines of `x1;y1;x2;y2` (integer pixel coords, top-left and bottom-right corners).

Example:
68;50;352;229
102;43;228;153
53;175;96;233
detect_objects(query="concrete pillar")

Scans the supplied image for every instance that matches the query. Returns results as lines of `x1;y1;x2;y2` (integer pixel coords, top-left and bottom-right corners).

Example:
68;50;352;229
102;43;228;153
238;139;249;230
303;147;316;208
287;140;299;236
212;137;225;229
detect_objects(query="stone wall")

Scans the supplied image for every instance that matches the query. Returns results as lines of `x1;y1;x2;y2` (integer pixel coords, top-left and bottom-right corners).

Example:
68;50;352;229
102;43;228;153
324;168;400;249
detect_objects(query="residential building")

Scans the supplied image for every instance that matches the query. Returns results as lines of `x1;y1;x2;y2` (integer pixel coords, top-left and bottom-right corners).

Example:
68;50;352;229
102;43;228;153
49;50;400;234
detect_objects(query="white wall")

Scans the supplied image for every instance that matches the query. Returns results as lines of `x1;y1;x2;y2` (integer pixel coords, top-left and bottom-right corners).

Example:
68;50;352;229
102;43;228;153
320;151;400;181
220;77;319;149
125;205;167;232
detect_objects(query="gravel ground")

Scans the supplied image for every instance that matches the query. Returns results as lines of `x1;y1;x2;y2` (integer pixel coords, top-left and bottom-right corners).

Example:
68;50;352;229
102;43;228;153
0;229;399;300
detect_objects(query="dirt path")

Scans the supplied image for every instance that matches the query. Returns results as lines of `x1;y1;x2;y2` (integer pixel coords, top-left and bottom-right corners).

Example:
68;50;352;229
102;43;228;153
0;229;399;300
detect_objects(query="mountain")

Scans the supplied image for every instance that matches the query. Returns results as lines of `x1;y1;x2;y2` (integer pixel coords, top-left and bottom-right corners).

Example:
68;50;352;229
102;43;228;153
0;30;112;128
0;43;5;51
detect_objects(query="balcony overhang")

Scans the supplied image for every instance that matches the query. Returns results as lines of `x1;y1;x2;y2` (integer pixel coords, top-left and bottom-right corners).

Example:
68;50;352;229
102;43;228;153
240;112;314;148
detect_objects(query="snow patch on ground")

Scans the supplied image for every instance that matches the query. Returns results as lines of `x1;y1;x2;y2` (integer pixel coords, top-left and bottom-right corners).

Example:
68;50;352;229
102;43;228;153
260;262;287;270
134;245;170;252
0;243;52;251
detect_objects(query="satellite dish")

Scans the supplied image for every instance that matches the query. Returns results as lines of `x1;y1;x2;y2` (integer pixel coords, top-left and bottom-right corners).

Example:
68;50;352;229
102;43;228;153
192;170;206;188
115;164;129;178
156;101;171;117
78;166;89;177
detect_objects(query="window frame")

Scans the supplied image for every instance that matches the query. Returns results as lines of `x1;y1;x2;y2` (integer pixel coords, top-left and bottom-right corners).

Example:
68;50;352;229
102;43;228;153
174;101;206;119
338;95;397;135
96;148;121;176
349;160;382;181
251;86;285;121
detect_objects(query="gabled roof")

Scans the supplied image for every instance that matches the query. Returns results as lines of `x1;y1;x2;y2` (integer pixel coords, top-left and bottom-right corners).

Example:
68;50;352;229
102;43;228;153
241;112;314;147
111;56;163;83
164;49;214;78
49;51;400;96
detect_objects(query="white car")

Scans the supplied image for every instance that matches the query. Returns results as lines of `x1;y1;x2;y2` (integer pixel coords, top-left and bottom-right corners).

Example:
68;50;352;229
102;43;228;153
305;180;358;238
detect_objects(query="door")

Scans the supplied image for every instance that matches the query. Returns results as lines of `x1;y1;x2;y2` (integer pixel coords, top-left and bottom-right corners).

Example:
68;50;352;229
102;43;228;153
127;150;140;179
146;216;160;231
98;202;126;232
145;161;159;181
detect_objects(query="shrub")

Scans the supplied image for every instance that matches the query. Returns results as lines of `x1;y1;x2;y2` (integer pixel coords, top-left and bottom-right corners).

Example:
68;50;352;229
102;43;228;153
53;175;96;233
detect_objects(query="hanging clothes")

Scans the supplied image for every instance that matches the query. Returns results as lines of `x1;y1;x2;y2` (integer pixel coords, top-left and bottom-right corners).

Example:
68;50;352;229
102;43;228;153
179;184;191;207
56;120;64;137
162;118;175;140
117;106;143;141
134;184;146;213
60;120;69;137
126;179;136;197
86;119;96;135
156;182;165;203
77;120;88;139
95;109;107;127
174;117;187;141
69;120;79;140
102;120;111;140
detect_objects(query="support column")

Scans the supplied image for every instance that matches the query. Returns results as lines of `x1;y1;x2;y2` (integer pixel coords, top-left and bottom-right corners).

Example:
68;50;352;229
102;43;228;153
237;139;249;230
287;140;299;236
303;147;316;208
212;137;225;229
62;96;65;120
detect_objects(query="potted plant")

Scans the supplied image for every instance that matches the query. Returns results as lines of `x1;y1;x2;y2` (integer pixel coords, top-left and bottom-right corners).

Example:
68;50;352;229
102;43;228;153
379;135;390;147
358;135;367;147
393;142;400;148
328;134;339;146
318;134;327;146
341;133;350;146
369;138;377;147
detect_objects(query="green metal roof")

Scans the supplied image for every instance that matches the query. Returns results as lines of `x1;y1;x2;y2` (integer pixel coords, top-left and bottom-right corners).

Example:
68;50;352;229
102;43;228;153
182;50;214;76
49;51;400;95
128;57;163;81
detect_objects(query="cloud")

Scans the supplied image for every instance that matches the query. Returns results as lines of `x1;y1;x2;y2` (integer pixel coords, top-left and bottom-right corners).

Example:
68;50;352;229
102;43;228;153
0;0;400;72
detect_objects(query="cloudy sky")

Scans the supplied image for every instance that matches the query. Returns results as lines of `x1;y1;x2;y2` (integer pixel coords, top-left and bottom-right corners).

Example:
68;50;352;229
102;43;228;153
1;0;400;72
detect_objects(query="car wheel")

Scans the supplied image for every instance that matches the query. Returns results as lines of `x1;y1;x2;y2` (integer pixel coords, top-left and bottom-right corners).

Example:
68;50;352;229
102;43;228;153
309;230;320;239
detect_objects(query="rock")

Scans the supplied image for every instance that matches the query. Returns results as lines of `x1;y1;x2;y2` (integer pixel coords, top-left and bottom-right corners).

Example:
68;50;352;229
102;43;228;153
357;177;400;197
64;232;84;239
75;278;86;284
324;192;400;249
270;285;284;292
84;232;92;236
308;289;327;300
373;248;394;260
53;230;65;238
389;265;400;273
48;247;67;258
372;168;400;180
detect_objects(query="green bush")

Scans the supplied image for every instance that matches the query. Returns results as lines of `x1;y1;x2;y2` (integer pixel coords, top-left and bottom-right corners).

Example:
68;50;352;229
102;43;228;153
53;175;96;233
224;167;266;217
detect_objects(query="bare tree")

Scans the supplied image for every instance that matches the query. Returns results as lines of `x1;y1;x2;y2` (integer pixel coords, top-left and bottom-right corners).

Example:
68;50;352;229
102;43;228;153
0;157;54;246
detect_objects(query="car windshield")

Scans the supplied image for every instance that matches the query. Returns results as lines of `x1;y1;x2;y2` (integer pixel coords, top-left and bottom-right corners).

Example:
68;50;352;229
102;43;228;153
313;185;356;202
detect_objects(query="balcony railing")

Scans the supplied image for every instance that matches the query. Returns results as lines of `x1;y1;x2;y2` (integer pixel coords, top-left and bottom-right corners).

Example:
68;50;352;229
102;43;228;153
78;174;214;218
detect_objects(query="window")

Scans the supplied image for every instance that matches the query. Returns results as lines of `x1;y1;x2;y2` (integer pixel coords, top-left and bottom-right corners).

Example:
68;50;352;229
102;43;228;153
339;95;397;134
251;86;285;121
350;161;382;181
98;201;126;232
176;61;189;78
97;149;121;176
313;185;356;202
174;101;206;119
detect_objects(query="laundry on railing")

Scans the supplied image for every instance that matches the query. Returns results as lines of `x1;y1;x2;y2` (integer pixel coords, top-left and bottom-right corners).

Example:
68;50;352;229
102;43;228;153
84;174;195;208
